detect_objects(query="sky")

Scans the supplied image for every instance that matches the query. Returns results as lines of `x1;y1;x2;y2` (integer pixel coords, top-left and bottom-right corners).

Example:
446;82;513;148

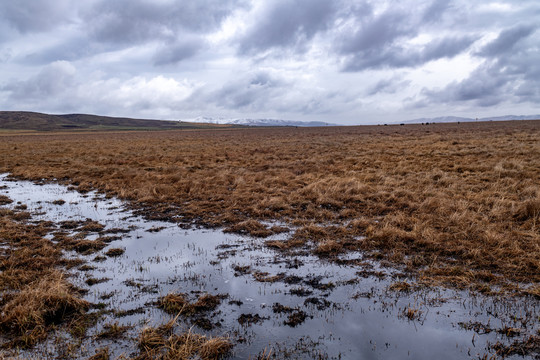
0;0;539;125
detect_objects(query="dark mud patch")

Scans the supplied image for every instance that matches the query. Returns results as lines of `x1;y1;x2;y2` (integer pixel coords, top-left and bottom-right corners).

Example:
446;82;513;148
238;313;269;326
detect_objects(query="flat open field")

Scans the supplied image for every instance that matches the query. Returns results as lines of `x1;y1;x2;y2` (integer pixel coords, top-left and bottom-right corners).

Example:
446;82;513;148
1;121;539;359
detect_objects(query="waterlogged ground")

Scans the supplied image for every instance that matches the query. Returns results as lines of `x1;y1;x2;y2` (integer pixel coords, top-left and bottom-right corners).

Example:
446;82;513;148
0;174;538;359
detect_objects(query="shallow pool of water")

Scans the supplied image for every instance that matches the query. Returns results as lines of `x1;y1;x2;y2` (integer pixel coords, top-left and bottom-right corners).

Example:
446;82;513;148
0;174;537;359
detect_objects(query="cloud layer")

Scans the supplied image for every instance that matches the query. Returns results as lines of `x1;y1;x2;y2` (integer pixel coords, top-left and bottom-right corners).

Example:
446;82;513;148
1;0;539;123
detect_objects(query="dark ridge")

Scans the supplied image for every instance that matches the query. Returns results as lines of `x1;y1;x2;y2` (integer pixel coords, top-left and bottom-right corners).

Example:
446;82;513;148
0;111;241;131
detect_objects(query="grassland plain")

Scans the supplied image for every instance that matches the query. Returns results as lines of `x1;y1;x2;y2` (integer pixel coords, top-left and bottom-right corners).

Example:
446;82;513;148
0;121;538;294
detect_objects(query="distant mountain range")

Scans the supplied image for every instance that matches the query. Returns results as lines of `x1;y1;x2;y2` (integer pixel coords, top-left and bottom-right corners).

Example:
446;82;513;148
400;114;540;124
189;115;540;126
0;112;335;131
0;111;239;131
1;111;538;131
187;116;334;127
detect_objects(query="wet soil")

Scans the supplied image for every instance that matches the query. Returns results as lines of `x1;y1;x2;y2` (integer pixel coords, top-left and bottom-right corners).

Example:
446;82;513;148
0;174;538;359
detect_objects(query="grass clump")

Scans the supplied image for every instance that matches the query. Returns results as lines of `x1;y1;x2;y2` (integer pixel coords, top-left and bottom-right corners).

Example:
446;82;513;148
95;321;132;339
80;220;105;232
224;219;273;237
105;247;125;257
0;194;13;205
0;271;89;346
60;237;107;254
491;335;540;358
158;292;222;316
136;317;232;360
0;209;92;349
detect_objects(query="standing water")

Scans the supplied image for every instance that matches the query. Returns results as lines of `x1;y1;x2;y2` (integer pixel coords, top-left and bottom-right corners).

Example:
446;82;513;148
0;174;537;359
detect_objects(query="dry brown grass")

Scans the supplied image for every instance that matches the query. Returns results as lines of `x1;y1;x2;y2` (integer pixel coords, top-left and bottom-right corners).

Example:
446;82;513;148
0;271;89;346
136;318;232;360
105;247;125;257
95;322;132;339
0;194;12;205
1;121;539;292
158;292;222;316
0;209;90;347
87;347;110;360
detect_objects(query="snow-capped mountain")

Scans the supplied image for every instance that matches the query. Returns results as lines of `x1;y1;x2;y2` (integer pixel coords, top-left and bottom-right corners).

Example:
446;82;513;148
401;115;540;124
480;115;540;121
185;116;334;127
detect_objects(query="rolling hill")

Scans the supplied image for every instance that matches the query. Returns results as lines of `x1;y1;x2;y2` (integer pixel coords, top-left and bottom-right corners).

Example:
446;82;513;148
0;111;238;131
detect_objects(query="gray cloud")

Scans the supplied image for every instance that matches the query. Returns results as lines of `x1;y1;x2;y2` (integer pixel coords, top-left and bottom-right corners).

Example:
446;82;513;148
335;0;478;72
1;0;539;124
418;22;540;108
422;0;454;23
367;77;411;96
186;70;352;116
153;38;205;66
3;61;76;101
342;35;476;71
420;35;477;62
338;9;414;56
421;63;506;106
476;24;536;57
23;37;109;64
0;0;72;33
85;0;244;45
237;0;338;55
204;71;288;110
16;0;245;65
515;81;540;103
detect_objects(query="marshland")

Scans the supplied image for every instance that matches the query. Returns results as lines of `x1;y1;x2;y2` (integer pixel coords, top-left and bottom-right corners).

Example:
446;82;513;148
0;120;539;359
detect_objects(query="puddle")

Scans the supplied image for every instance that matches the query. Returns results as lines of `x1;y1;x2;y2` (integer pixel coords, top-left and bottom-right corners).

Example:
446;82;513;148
0;174;538;359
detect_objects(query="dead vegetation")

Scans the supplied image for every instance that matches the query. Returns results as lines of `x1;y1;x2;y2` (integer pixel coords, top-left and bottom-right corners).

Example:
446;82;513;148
105;247;125;257
1;121;539;293
491;334;540;358
136;317;232;360
95;321;132;339
158;292;222;316
0;194;12;205
0;211;90;347
0;272;89;346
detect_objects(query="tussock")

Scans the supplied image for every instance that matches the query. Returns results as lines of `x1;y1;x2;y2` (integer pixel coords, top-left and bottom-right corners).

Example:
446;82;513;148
0;194;13;205
158;292;222;316
137;318;232;360
0;271;89;346
0;209;90;347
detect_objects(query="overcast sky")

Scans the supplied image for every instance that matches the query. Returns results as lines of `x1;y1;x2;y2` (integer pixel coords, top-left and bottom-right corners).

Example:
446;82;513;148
1;0;539;124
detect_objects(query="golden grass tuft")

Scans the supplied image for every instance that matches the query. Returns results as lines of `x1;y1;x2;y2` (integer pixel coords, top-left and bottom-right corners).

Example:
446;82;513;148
159;293;188;314
137;321;232;360
105;247;125;257
95;321;132;339
0;194;13;205
223;219;273;237
158;292;222;316
314;239;344;256
0;209;91;348
0;271;89;346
